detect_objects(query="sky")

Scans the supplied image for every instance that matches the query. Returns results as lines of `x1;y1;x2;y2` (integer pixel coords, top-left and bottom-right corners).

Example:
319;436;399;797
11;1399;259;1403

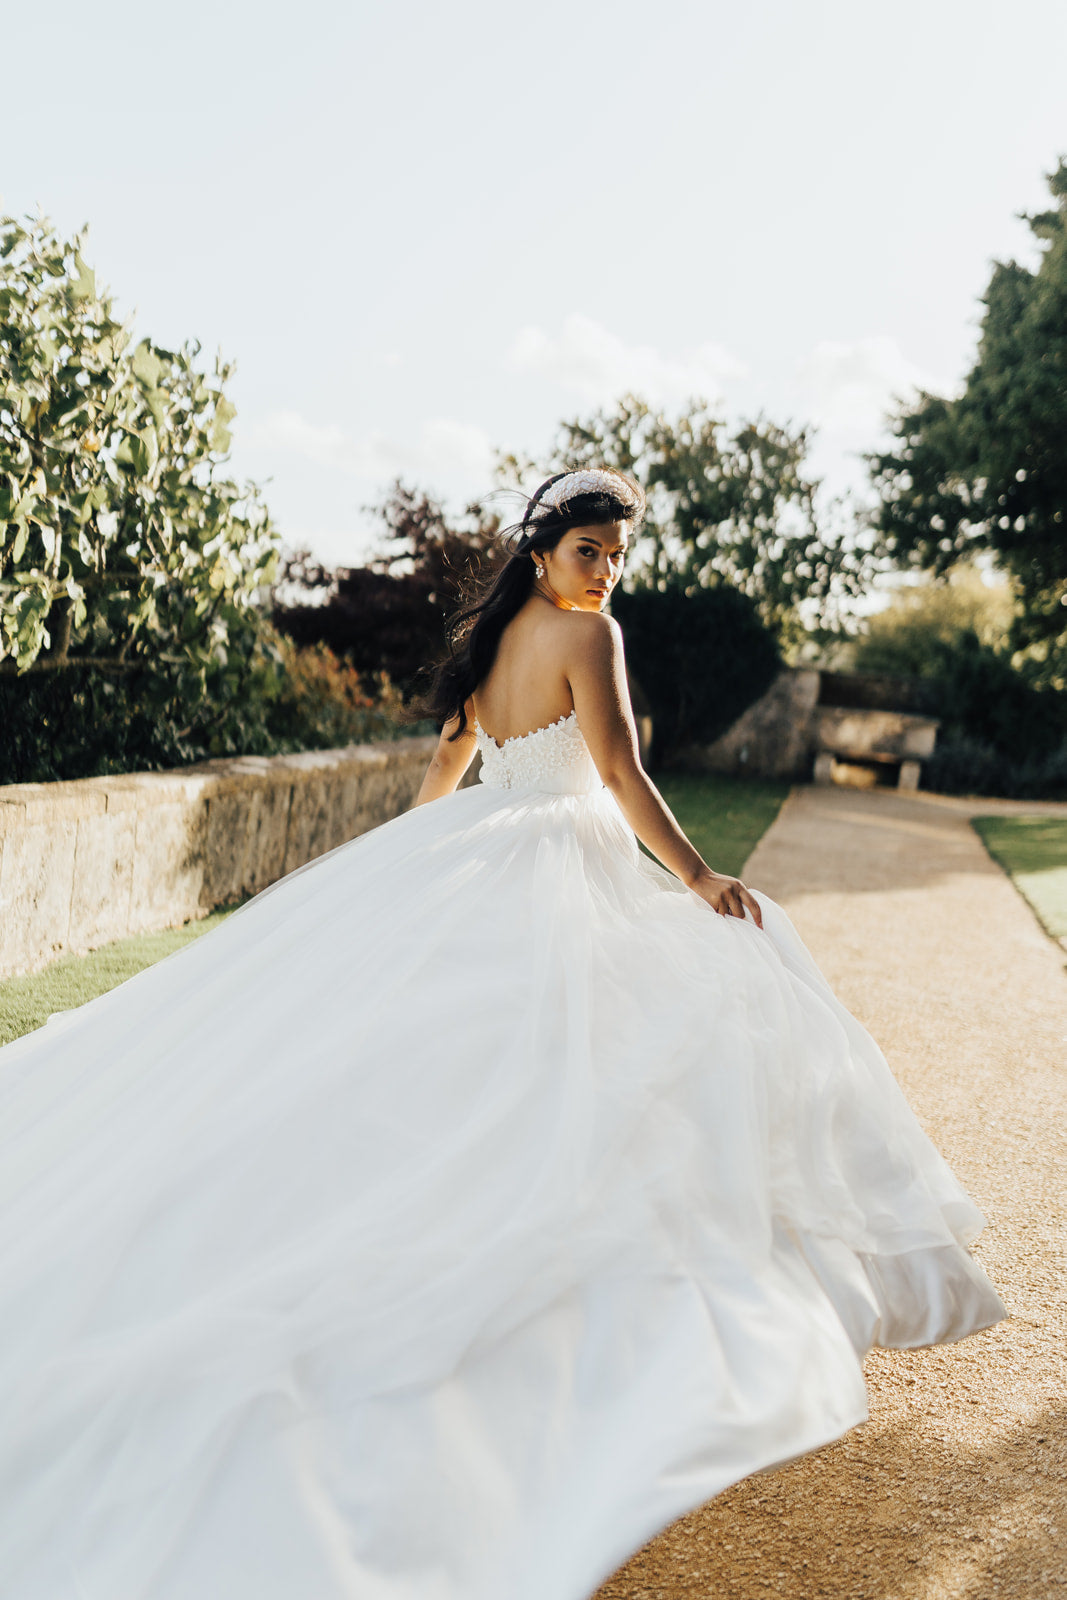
3;0;1066;568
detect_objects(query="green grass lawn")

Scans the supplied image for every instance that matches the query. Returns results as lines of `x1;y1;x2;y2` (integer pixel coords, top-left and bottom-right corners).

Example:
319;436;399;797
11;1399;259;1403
0;774;789;1048
653;771;790;878
972;815;1067;941
0;904;246;1047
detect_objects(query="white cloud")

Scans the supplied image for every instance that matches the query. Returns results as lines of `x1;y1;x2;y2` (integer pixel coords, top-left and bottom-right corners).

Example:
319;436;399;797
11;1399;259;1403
242;410;350;469
418;418;497;480
794;336;946;437
507;313;747;408
233;410;499;567
788;336;960;500
242;410;495;489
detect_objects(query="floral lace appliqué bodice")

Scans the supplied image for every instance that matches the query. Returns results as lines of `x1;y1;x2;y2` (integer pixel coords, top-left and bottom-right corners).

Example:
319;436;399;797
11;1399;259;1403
473;711;603;794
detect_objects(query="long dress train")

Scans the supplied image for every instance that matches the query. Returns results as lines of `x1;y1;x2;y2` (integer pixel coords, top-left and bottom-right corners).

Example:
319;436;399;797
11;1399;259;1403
0;711;1007;1599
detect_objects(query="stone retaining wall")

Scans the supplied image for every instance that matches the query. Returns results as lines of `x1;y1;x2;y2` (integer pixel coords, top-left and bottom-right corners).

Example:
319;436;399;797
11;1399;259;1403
0;736;448;980
671;668;941;786
672;668;822;780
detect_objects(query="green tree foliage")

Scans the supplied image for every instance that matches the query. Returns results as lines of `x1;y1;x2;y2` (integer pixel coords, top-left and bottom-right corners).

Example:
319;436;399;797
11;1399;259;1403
273;481;505;691
0;216;414;783
497;393;868;636
257;638;414;751
851;566;1015;678
869;158;1067;688
847;569;1067;796
0;214;283;746
0;639;412;786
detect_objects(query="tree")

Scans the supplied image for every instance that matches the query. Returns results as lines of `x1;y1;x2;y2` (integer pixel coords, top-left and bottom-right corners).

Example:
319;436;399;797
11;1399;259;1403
850;565;1015;679
272;480;504;689
868;157;1067;688
496;392;868;637
844;568;1066;788
611;583;781;762
0;214;282;747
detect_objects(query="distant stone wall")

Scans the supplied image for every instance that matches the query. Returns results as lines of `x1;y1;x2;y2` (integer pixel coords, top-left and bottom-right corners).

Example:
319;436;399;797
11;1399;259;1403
672;668;822;780
0;736;452;980
670;667;943;788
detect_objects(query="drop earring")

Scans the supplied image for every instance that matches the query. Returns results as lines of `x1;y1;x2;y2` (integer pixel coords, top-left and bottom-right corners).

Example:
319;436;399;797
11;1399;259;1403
534;562;545;579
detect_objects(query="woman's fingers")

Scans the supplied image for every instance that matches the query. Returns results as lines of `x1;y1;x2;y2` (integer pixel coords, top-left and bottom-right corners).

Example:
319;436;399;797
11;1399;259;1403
741;886;764;929
714;879;764;929
695;873;763;929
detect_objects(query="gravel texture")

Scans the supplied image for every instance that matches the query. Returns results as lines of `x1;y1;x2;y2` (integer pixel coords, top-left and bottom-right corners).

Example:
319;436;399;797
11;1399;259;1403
596;783;1067;1600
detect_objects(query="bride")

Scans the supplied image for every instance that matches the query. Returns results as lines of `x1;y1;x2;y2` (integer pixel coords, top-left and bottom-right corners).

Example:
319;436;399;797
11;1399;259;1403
0;467;1006;1600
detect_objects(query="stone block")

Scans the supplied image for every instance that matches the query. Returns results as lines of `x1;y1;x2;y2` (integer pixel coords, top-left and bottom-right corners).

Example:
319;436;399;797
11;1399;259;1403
334;768;379;845
898;758;922;791
676;669;822;780
201;788;259;907
127;801;208;934
241;780;294;896
100;773;206;815
0;781;107;827
902;723;938;758
338;762;374;836
816;707;939;762
0;799;28;838
0;820;78;975
68;810;137;950
282;774;338;875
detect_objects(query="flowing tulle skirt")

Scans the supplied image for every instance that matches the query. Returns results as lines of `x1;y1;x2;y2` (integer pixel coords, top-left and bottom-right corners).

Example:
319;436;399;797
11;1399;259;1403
0;776;1006;1599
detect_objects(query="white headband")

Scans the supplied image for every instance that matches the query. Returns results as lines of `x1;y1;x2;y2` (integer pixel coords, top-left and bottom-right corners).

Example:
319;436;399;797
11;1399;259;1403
537;469;638;511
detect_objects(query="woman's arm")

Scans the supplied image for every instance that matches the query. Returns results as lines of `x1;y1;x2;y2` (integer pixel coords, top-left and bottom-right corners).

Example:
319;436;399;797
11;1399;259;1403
413;711;478;806
566;613;763;927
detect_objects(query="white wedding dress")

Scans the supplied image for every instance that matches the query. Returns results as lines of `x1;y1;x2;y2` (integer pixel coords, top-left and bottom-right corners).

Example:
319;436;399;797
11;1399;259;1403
0;711;1006;1600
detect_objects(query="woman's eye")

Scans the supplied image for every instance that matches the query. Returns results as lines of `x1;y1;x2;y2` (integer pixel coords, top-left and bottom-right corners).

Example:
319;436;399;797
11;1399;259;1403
576;544;624;561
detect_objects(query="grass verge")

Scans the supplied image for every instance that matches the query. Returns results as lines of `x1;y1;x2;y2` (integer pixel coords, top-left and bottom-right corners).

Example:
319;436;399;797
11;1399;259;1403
653;771;791;879
972;815;1067;941
0;903;246;1047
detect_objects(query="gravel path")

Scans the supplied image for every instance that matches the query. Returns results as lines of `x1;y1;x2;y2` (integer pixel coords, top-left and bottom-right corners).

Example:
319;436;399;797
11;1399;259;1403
596;783;1067;1600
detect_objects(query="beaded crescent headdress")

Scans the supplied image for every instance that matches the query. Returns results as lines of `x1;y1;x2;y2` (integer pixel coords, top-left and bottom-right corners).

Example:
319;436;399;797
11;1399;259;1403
538;468;639;509
521;469;641;533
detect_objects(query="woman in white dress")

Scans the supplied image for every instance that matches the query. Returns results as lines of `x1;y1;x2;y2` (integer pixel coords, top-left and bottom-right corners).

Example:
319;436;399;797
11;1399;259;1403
0;467;1006;1600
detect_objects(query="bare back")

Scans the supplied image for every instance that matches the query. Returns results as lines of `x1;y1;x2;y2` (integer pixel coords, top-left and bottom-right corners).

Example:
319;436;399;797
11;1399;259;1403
469;599;579;746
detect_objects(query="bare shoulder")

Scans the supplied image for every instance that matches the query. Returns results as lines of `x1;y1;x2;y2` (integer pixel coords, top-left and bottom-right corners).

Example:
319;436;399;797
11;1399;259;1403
556;608;621;659
524;603;616;657
570;608;620;637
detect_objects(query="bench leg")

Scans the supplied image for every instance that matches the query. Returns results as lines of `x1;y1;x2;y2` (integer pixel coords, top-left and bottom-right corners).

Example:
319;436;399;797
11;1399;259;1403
813;752;835;786
898;759;921;791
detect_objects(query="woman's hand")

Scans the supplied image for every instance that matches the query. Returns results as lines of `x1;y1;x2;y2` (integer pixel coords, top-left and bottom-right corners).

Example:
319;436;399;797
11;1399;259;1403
688;868;764;929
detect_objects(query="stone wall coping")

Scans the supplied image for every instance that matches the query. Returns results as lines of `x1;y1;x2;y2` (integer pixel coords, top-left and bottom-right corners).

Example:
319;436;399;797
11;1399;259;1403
0;735;439;824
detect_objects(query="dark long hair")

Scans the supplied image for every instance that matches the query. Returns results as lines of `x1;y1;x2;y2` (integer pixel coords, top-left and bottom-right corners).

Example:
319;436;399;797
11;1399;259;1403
415;468;646;739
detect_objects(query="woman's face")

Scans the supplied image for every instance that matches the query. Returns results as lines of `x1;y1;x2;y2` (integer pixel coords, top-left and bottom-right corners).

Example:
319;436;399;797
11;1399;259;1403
537;522;629;612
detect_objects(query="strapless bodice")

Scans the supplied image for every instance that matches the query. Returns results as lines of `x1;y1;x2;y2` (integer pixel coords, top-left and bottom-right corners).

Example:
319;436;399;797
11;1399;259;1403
473;711;604;794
